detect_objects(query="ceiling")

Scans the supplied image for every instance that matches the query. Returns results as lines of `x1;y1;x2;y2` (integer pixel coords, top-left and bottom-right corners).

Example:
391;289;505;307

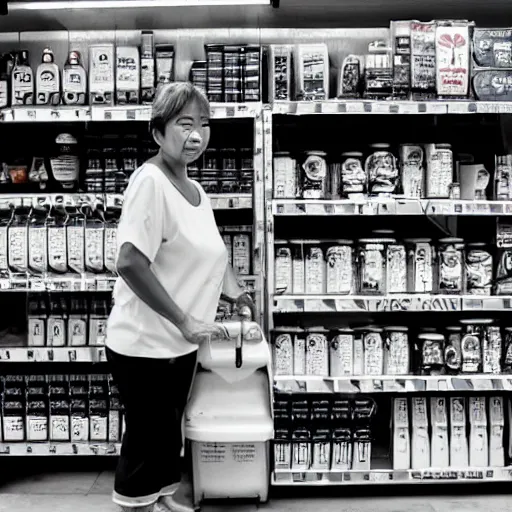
1;0;512;32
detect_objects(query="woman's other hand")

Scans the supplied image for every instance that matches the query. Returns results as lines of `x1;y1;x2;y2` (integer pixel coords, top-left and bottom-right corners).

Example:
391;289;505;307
235;292;256;321
179;315;228;345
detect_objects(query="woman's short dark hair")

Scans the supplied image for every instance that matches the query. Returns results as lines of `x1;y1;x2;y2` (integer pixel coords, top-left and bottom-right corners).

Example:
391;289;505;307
150;82;210;135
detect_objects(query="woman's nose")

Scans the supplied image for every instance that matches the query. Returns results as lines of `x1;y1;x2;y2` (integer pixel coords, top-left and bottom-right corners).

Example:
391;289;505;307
188;130;202;145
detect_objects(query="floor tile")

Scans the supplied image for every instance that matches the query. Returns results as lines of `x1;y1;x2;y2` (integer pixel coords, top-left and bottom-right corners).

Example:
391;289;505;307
88;470;115;495
0;471;99;495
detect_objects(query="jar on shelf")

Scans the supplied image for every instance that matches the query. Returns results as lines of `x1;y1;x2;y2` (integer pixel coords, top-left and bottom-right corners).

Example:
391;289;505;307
362;326;384;376
436;237;465;295
425;143;453;198
404;238;434;293
304;241;326;295
326;240;354;295
384;326;409;375
273;151;297;199
306;327;329;376
329;328;355;377
465;242;493;296
444;326;463;374
418;332;445;375
365;144;399;196
459;319;489;374
300;151;328;199
357;235;396;295
340;152;366;198
400;144;424;198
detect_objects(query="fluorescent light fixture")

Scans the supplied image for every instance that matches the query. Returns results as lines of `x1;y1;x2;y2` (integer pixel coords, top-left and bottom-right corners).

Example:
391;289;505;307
8;0;270;10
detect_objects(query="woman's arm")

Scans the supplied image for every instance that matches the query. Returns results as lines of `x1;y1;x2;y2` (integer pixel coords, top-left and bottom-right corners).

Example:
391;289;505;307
118;242;226;344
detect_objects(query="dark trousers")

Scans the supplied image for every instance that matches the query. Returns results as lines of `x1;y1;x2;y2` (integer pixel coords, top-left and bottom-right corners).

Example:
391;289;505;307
106;347;197;500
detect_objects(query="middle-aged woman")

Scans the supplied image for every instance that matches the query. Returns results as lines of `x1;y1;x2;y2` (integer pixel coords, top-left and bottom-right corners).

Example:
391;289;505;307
105;82;255;512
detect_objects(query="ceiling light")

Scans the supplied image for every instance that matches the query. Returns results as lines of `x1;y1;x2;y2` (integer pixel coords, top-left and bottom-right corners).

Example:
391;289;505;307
8;0;271;10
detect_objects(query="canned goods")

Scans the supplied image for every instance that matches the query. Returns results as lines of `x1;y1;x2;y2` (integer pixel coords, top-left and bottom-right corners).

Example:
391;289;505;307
306;328;329;376
274;152;297;199
425;143;453;198
365;144;399;195
405;238;434;293
418;332;445;375
290;242;305;294
301;151;327;199
444;326;462;373
363;327;384;376
460;319;487;374
384;326;409;375
273;328;294;376
465;243;493;295
483;324;502;374
330;328;354;377
326;241;353;294
400;144;424;198
387;242;407;293
358;237;396;295
437;238;464;294
495;155;512;200
275;242;292;294
340;152;366;197
496;246;512;295
503;327;512;374
305;243;326;294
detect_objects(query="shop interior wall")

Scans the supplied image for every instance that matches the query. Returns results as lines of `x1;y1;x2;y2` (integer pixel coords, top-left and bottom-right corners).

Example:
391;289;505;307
1;0;512;32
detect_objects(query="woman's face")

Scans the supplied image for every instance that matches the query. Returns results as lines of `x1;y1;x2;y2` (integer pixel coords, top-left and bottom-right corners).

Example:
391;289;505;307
155;99;210;165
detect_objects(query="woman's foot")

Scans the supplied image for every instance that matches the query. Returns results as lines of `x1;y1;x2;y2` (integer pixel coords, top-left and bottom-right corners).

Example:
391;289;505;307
158;480;197;512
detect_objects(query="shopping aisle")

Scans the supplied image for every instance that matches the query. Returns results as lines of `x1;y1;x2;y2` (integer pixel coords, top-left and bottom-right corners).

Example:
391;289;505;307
0;462;511;512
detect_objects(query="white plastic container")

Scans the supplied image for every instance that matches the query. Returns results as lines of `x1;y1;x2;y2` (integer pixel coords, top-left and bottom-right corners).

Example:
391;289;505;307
185;319;273;508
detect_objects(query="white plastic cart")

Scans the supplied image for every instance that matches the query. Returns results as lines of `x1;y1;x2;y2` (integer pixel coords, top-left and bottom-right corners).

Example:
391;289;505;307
184;314;273;509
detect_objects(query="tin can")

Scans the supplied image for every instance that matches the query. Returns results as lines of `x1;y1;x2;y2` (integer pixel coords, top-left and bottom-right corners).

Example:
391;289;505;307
459;319;487;373
405;238;434;293
293;328;307;375
357;237;396;295
330;328;354;377
274;152;297;199
326;241;353;294
495;155;512;201
400;144;424;198
387;242;407;293
352;327;365;376
465;243;493;296
340;152;366;197
496;246;512;295
301;151;327;199
363;327;384;376
444;326;462;373
327;163;341;200
274;242;292;294
418;332;445;375
425;143;453;198
437;237;464;294
305;243;326;294
384;327;409;375
290;242;305;294
365;144;399;195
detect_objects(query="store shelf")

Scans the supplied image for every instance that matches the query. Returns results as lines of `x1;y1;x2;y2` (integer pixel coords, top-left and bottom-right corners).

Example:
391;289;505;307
0;442;121;456
0;192;251;210
274;375;512;394
271;100;512;116
0;103;262;123
272;467;512;485
0;347;107;363
0;273;257;293
272;199;512;217
273;295;512;313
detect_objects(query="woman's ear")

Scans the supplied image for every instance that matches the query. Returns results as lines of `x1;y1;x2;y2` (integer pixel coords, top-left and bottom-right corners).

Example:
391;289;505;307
152;127;163;148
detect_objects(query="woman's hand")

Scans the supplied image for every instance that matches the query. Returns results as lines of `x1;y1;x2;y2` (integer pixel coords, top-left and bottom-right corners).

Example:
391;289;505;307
179;315;228;345
235;292;256;321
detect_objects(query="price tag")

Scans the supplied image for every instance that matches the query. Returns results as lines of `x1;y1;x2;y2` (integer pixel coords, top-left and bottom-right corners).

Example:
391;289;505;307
447;102;472;114
371;102;390;114
345;102;364;113
30;279;45;291
96;279;110;291
465;299;483;310
97;348;106;362
369;472;390;482
126;109;136;120
226;106;235;118
322;102;339;114
296;102;315;114
0;349;9;360
68;350;77;362
426;102;448;114
0;279;10;290
399;103;418;114
363;102;373;113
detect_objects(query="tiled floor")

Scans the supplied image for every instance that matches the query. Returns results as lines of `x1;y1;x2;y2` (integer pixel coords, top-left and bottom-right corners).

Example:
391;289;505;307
0;460;511;512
